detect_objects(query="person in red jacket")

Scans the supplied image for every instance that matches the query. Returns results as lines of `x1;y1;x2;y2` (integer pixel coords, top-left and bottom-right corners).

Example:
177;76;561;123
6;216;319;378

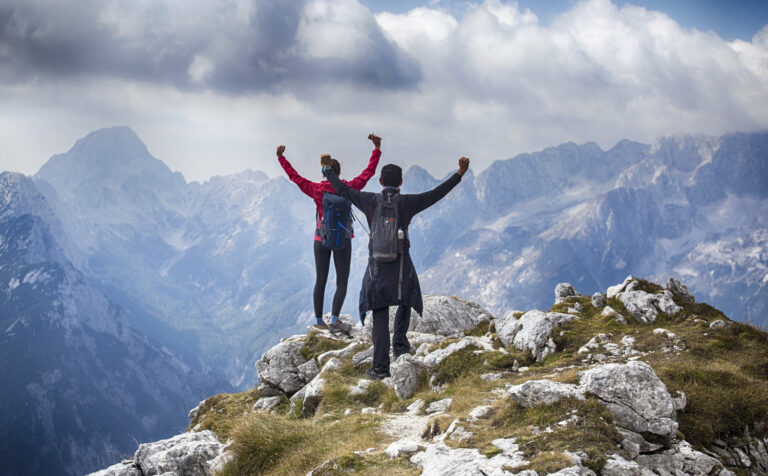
277;134;381;331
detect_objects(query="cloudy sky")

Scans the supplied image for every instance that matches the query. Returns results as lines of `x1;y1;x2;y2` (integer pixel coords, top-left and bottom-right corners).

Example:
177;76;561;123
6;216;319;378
1;0;767;182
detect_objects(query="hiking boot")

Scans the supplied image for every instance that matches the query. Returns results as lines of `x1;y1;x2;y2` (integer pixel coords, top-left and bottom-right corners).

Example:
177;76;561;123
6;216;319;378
365;367;391;380
313;323;329;331
393;346;414;360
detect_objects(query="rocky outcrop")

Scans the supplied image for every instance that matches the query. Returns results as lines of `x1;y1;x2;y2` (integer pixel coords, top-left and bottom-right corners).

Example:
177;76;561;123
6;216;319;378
500;310;577;360
88;430;229;476
366;295;490;336
507;380;584;408
579;361;677;437
254;338;308;395
92;278;762;476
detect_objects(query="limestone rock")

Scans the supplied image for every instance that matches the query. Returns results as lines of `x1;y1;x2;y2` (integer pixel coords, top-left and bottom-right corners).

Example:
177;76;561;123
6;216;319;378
87;461;142;476
353;346;374;368
496;313;523;348
255;339;308;395
507;380;585;408
618;290;660;324
710;319;727;329
133;430;228;476
510;310;577;361
637;441;721;475
391;354;425;400
410;439;530;476
467;405;493;422
384;438;423;459
298;359;320;382
602;454;655;476
666;277;694;304
318;342;358;365
579;361;677;437
302;377;326;417
548;466;596;476
555;283;581;304
607;275;637;299
256;382;283;397
420;336;495;368
426;398;453;414
365;295;490;336
592;292;606;308
253;396;281;412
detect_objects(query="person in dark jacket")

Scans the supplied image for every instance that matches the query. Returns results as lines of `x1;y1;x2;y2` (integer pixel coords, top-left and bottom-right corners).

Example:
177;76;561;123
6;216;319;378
325;156;470;379
277;134;381;332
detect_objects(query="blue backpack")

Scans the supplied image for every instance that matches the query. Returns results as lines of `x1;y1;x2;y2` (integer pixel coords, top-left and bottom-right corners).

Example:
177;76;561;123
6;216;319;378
319;192;353;250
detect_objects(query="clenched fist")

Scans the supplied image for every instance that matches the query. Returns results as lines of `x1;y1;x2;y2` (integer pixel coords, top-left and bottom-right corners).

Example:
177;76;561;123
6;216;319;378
368;133;381;150
458;157;470;176
276;145;286;157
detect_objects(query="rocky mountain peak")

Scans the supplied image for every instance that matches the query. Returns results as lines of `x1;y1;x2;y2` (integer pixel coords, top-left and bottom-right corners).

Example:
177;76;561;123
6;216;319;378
92;276;768;476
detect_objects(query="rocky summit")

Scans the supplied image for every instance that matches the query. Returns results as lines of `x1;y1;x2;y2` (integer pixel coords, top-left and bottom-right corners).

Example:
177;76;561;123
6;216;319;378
91;277;768;476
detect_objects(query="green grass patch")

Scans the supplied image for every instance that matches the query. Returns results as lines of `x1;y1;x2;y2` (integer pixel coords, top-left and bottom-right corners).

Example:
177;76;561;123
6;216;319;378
464;320;494;337
301;331;350;361
517;451;575;474
185;388;261;439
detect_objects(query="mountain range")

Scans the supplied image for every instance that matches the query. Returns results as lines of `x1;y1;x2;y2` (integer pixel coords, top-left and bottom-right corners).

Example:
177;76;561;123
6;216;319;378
1;126;766;474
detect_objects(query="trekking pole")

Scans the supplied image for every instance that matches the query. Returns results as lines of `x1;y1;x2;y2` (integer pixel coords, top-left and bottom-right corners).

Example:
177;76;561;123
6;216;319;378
351;209;370;236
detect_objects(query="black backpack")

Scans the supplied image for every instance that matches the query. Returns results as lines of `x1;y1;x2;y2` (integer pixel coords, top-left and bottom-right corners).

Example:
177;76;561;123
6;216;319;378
370;193;402;262
319;192;353;250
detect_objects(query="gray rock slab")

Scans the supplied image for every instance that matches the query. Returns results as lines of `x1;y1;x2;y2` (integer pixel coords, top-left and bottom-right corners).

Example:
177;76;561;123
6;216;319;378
508;379;585;408
255;339;308;395
134;430;227;476
579;361;677;437
511;310;577;361
391;354;425;400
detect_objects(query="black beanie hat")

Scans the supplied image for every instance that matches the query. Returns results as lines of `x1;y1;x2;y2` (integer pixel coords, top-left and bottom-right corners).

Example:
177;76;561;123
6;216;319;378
380;164;402;187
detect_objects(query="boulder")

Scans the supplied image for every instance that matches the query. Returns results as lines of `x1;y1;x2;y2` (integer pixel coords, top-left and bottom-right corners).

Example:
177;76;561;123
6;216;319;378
255;339;308;395
618;290;660;324
301;377;326;417
579;361;677;437
602;454;655;476
508;380;585;408
410;439;530;476
133;430;228;476
496;313;523;347
710;319;727;329
385;438;423;458
252;396;281;412
365;295;490;336
666;277;694;304
297;359;320;382
607;275;637;299
426;398;453;414
510;311;577;361
87;462;142;476
592;292;606;308
420;336;495;368
353;346;374;368
637;441;721;475
555;283;581;304
390;354;426;400
256;382;283;397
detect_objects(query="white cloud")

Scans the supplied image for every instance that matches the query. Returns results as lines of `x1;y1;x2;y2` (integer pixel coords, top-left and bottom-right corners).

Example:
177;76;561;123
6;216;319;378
1;0;768;183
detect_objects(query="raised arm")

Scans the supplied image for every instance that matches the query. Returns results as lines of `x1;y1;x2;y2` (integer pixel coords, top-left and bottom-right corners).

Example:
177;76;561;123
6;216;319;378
276;145;320;199
346;134;382;190
407;157;470;216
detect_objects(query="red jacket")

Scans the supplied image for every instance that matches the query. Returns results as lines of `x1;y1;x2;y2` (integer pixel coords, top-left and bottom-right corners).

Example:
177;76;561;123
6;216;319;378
278;149;381;240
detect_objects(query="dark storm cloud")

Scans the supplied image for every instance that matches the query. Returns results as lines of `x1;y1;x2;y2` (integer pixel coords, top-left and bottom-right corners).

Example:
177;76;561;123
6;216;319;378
0;0;421;93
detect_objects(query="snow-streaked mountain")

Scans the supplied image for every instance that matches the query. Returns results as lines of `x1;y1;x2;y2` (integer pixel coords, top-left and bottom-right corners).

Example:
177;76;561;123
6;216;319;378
3;126;766;474
0;172;226;475
416;132;768;323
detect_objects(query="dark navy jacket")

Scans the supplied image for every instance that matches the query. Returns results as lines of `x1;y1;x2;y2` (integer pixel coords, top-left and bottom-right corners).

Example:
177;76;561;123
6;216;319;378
326;170;462;322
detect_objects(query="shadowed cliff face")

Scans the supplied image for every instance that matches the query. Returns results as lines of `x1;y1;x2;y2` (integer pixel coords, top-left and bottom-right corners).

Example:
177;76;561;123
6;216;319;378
0;172;227;475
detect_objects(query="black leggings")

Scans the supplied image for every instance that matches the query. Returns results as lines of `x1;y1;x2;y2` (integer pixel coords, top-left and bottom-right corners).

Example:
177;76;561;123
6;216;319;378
313;241;351;319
